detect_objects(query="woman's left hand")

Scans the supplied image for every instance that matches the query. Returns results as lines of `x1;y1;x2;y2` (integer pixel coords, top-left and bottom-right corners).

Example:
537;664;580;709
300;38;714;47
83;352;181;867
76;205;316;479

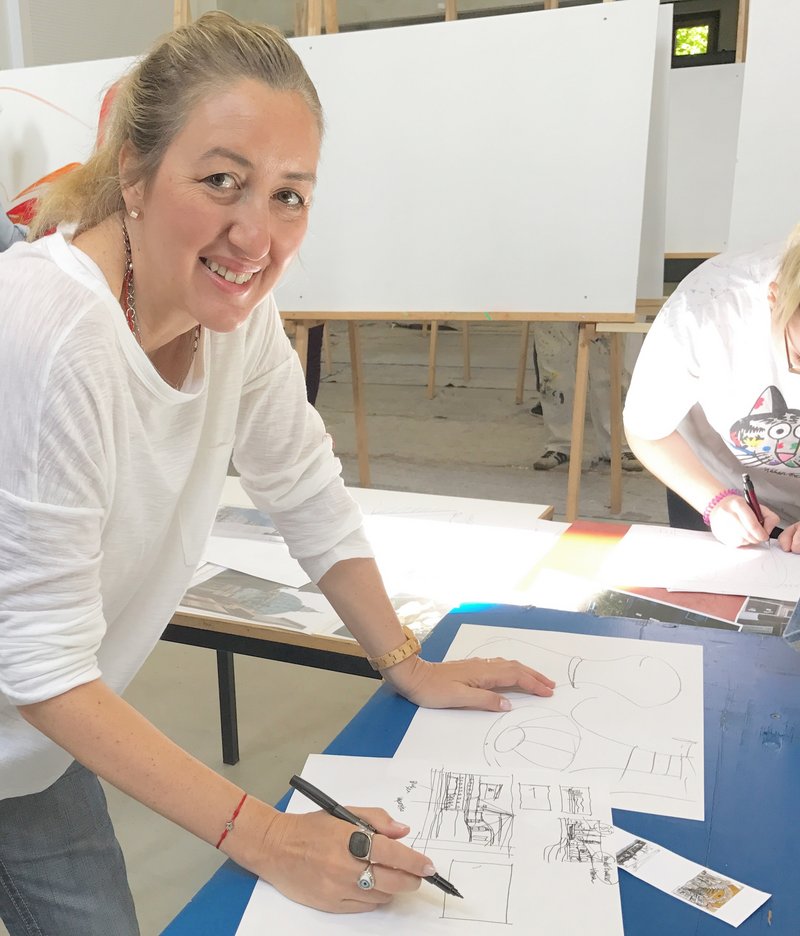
775;522;800;553
380;654;555;711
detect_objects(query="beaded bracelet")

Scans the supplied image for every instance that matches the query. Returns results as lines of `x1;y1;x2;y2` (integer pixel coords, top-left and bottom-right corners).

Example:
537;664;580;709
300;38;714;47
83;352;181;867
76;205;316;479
702;488;739;526
215;792;248;850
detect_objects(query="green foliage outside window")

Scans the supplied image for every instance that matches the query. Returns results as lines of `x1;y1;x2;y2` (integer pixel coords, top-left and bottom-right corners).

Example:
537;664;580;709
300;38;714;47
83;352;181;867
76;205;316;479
674;25;710;56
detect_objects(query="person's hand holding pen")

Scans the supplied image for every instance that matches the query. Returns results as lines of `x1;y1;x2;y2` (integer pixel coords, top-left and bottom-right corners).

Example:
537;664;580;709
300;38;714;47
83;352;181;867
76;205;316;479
249;802;439;913
742;473;800;553
707;488;781;547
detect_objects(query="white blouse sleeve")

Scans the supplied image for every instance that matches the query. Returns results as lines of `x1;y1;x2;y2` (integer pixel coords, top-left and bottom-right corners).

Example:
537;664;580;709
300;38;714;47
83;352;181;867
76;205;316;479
232;297;372;583
0;303;111;706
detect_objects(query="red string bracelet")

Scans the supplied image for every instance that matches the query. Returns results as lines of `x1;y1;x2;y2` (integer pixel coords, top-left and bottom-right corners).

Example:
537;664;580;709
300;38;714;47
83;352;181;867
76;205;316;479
215;793;248;850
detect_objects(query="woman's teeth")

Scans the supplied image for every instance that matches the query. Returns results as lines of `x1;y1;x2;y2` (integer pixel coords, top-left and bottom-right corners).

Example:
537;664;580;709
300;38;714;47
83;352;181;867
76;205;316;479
203;258;255;285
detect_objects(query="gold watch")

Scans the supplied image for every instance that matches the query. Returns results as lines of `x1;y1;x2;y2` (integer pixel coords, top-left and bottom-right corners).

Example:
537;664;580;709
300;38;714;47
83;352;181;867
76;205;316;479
367;625;421;671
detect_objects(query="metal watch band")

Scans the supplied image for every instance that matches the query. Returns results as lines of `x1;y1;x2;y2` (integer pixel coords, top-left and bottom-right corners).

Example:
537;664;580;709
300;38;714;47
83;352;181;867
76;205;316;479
367;625;421;671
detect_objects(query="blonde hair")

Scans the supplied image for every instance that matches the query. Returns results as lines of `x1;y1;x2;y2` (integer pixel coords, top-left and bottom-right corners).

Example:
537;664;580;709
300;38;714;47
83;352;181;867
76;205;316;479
772;225;800;329
30;12;322;238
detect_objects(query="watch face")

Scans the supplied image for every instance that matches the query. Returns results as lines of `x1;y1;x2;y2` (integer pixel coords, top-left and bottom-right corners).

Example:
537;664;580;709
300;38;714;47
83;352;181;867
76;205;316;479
348;830;372;860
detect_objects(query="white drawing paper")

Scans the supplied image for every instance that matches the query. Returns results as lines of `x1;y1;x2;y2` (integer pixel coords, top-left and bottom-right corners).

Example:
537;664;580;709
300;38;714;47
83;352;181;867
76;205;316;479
235;754;623;936
396;624;705;820
599;525;800;602
202;536;311;588
609;827;770;927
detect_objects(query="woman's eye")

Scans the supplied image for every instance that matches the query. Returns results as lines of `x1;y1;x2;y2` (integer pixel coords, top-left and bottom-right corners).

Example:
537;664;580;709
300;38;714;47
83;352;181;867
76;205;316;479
205;173;237;190
276;190;305;208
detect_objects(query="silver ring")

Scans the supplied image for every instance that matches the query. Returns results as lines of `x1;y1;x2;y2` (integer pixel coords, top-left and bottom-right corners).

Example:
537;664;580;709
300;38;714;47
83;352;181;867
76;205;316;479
357;863;375;890
348;828;375;862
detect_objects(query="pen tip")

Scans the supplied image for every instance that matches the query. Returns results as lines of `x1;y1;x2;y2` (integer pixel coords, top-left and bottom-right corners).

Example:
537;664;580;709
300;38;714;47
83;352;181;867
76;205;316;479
453;889;464;898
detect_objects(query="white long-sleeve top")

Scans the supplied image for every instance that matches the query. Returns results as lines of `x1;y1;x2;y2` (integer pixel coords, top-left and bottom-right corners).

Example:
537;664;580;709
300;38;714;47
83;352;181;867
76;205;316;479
0;232;371;798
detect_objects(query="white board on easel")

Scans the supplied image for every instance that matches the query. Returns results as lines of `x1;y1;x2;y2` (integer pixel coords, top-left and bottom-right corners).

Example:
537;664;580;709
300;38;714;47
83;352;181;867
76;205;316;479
280;1;660;316
728;0;800;252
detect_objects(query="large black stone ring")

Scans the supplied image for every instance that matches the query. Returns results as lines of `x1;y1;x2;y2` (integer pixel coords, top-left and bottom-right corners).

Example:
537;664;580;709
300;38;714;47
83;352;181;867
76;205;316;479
357;863;376;890
348;828;375;862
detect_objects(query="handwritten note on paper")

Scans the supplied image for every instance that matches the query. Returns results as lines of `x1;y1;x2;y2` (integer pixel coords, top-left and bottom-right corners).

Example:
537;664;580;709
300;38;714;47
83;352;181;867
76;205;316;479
234;754;623;936
599;525;800;602
396;624;705;821
609;827;770;927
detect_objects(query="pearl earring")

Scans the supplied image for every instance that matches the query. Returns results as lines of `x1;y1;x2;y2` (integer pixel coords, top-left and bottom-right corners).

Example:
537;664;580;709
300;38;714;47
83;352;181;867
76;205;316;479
128;207;140;220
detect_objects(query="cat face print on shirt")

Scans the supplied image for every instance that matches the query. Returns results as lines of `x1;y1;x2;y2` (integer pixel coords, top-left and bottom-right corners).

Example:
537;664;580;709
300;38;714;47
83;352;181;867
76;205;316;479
729;386;800;470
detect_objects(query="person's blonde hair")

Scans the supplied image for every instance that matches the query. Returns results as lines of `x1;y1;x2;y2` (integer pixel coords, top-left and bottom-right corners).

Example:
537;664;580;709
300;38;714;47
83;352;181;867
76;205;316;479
30;11;322;238
772;225;800;330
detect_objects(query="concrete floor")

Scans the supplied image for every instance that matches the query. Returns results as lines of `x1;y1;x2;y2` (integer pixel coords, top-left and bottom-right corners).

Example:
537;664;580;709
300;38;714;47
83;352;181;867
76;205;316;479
1;323;669;936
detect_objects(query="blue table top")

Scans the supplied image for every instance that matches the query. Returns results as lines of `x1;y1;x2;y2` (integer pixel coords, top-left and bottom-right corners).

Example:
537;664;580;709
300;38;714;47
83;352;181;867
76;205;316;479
163;605;800;935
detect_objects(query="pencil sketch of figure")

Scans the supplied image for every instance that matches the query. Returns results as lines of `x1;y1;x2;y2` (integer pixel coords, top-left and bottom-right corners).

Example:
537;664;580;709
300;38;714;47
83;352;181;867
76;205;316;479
674;870;742;912
543;818;616;885
414;769;514;856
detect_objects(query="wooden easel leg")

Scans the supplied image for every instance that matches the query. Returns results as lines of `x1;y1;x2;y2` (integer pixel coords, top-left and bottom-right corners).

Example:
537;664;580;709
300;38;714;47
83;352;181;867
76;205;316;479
295;322;309;376
462;322;471;381
516;322;530;404
566;323;594;522
609;332;623;514
427;321;439;399
348;321;371;487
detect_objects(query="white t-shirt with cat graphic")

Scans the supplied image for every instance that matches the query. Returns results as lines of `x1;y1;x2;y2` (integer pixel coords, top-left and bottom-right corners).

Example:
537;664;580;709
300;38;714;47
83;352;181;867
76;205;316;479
624;242;800;525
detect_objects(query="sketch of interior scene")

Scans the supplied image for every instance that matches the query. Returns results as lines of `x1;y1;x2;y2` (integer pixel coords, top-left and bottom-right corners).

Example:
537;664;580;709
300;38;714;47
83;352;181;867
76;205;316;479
674;870;742;913
518;784;552;811
441;861;513;925
483;701;698;803
614;838;660;872
561;785;592;815
413;770;514;857
544;818;617;885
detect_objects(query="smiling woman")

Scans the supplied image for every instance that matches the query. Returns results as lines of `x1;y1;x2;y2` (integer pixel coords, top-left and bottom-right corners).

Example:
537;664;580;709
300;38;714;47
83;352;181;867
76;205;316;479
0;11;556;936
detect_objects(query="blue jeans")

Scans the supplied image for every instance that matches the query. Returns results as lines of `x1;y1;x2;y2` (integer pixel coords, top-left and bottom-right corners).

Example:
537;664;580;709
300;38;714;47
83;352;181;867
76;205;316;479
0;761;139;936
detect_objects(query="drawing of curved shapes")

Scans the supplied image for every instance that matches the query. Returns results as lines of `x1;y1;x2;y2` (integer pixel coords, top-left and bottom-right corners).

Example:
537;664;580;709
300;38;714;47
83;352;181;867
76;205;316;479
485;708;580;770
467;637;681;707
484;704;698;801
543;818;617;885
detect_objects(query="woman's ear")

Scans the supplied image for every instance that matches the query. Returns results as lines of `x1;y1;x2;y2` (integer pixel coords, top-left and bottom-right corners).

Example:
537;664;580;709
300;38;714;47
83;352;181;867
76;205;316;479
768;280;778;311
119;141;145;216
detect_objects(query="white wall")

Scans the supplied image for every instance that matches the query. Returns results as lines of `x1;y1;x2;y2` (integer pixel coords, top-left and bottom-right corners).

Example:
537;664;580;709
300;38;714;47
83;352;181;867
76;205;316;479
0;0;25;69
664;63;743;254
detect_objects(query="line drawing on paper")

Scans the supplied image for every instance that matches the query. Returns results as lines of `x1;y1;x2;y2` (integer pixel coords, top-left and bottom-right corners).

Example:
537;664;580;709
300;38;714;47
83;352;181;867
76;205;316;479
673;870;742;913
483;701;698;802
467;636;699;803
561;785;592;815
441;860;513;924
413;769;514;856
518;783;552;811
543;818;617;885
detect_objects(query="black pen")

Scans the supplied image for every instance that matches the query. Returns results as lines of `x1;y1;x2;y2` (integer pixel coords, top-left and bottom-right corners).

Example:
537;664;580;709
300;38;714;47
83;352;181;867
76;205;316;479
289;774;463;898
742;473;784;539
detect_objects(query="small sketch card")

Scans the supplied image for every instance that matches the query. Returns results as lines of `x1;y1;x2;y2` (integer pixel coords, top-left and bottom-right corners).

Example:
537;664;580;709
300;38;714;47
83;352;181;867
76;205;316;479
609;827;770;927
234;755;623;935
396;624;705;820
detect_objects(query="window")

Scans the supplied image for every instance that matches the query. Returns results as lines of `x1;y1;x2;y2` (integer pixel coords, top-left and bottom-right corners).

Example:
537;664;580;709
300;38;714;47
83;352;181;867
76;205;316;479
672;11;721;59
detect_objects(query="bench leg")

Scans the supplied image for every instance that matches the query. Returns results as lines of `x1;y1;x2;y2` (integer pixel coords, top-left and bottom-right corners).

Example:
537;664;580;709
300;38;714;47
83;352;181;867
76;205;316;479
216;650;240;766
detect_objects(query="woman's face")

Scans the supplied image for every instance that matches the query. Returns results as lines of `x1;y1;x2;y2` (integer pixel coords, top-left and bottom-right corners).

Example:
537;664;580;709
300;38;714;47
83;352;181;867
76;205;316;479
127;79;320;334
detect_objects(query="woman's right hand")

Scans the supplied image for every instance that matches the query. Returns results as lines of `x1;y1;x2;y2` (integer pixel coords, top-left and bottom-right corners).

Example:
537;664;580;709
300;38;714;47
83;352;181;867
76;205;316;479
708;495;780;547
253;807;436;913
